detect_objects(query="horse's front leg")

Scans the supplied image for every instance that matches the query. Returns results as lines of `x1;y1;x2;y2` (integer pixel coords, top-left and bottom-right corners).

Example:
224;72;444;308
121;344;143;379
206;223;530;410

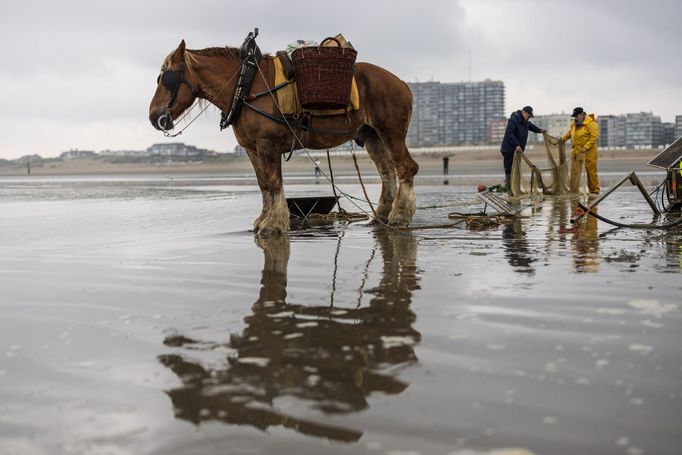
246;148;270;233
254;144;289;237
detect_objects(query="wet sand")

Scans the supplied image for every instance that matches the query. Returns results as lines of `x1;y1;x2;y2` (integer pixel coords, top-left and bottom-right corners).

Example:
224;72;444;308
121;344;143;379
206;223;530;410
0;170;680;455
0;147;660;179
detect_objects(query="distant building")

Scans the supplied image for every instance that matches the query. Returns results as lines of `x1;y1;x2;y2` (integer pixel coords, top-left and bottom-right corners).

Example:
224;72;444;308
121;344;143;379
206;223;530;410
662;122;676;146
146;142;209;157
625;112;663;148
99;149;145;157
675;115;682;141
531;113;572;143
60;149;96;159
597;115;626;148
487;117;507;145
407;79;505;147
233;145;246;157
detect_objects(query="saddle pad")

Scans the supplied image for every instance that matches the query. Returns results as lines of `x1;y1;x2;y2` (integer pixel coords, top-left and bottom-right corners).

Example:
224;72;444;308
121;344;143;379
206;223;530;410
274;56;359;116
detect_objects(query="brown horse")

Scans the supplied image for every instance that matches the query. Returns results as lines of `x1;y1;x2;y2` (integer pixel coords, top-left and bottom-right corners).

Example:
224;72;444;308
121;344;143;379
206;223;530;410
149;40;419;236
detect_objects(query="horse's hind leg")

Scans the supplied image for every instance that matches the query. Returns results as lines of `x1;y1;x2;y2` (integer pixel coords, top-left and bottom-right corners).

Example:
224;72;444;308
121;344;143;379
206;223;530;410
381;136;419;227
364;130;397;224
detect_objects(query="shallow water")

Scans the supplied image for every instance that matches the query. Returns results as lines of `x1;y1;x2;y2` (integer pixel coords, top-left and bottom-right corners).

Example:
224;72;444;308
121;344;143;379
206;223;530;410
0;175;681;455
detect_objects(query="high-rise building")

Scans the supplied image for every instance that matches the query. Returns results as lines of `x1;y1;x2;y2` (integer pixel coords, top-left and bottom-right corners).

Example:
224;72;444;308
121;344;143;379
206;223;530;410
407;80;505;146
675;115;682;141
407;82;441;147
625;112;663;148
598;115;627;148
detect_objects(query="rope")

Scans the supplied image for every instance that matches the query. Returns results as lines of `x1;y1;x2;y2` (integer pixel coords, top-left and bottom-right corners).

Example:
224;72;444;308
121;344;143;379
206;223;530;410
326;149;350;221
351;150;379;221
578;203;682;229
448;212;515;230
252;61;510;234
157;47;521;235
254;63;384;225
304;211;369;222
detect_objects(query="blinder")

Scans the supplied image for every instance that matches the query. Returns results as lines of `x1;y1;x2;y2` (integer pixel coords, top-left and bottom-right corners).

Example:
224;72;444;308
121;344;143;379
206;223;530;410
158;70;182;93
156;62;198;113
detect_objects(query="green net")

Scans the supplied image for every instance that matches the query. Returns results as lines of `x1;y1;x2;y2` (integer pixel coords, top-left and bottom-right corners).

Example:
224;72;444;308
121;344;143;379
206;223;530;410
510;133;573;196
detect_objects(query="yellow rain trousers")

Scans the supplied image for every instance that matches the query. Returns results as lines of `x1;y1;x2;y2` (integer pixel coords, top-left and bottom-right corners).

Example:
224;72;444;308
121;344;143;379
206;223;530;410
561;113;600;193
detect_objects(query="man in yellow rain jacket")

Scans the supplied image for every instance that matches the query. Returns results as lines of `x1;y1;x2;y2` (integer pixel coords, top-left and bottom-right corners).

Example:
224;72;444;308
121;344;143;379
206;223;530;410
561;107;600;194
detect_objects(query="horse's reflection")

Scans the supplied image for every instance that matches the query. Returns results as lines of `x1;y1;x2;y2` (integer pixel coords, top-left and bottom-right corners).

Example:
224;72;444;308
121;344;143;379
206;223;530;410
159;230;421;442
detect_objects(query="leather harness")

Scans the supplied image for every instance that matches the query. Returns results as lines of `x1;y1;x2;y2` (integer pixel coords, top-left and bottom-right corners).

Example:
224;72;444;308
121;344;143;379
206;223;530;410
219;29;350;136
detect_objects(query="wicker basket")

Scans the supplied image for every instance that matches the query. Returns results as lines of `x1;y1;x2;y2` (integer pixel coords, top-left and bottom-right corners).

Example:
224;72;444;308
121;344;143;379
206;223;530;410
291;37;357;110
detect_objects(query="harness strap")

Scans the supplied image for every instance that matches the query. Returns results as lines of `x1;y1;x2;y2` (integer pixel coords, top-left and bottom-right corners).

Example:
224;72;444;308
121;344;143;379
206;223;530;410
242;101;350;136
220;29;262;130
247;80;293;100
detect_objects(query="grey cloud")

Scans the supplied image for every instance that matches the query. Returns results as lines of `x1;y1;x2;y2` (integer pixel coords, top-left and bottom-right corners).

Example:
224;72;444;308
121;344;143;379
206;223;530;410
0;0;680;158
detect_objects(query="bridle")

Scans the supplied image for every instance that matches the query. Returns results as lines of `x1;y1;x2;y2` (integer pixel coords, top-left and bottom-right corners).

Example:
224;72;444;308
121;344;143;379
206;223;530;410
156;61;199;132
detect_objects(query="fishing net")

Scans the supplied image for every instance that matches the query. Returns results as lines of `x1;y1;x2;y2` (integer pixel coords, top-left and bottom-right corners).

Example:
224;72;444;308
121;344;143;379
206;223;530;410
510;133;573;196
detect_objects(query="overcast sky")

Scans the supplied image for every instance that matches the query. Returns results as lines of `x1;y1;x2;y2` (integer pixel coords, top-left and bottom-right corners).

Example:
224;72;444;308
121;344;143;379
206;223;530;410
1;0;680;159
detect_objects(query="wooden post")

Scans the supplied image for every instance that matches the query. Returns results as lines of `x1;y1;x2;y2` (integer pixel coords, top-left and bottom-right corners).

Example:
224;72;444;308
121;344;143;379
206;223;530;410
443;156;449;185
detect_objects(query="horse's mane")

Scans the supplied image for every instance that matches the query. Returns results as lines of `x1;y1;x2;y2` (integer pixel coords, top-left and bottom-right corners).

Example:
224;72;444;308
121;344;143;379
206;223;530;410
187;47;235;57
188;47;238;59
185;46;275;68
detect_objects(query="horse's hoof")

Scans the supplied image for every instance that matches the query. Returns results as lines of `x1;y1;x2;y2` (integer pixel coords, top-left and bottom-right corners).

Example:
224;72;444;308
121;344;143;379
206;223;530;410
255;226;285;238
387;212;411;227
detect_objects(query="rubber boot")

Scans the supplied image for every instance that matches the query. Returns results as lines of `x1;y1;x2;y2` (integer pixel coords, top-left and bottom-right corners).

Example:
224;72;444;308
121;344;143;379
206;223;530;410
504;173;511;193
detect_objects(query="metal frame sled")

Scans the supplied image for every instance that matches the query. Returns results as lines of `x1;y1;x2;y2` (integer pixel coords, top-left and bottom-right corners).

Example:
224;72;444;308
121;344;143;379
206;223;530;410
647;136;682;210
570;171;661;225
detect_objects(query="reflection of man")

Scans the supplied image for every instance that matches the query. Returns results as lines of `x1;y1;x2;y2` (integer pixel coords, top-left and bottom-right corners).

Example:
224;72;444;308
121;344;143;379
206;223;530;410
561;107;600;194
500;106;546;191
501;217;536;275
159;231;421;442
572;208;600;273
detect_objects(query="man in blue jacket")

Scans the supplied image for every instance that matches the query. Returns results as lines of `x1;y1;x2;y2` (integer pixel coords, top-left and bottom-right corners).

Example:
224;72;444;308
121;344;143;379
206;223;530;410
500;106;546;190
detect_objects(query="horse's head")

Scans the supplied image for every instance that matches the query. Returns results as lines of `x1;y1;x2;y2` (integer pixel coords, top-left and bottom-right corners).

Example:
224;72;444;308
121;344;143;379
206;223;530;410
149;40;199;132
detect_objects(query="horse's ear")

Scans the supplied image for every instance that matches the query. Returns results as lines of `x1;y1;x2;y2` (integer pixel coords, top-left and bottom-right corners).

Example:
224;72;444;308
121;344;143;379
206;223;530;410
175;40;186;57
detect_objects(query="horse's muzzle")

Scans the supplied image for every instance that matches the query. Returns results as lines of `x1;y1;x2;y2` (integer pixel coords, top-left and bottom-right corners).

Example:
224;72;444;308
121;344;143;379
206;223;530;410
150;111;174;131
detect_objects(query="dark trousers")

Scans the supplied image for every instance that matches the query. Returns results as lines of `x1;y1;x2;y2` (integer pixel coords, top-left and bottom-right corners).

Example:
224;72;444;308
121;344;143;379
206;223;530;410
501;151;514;175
